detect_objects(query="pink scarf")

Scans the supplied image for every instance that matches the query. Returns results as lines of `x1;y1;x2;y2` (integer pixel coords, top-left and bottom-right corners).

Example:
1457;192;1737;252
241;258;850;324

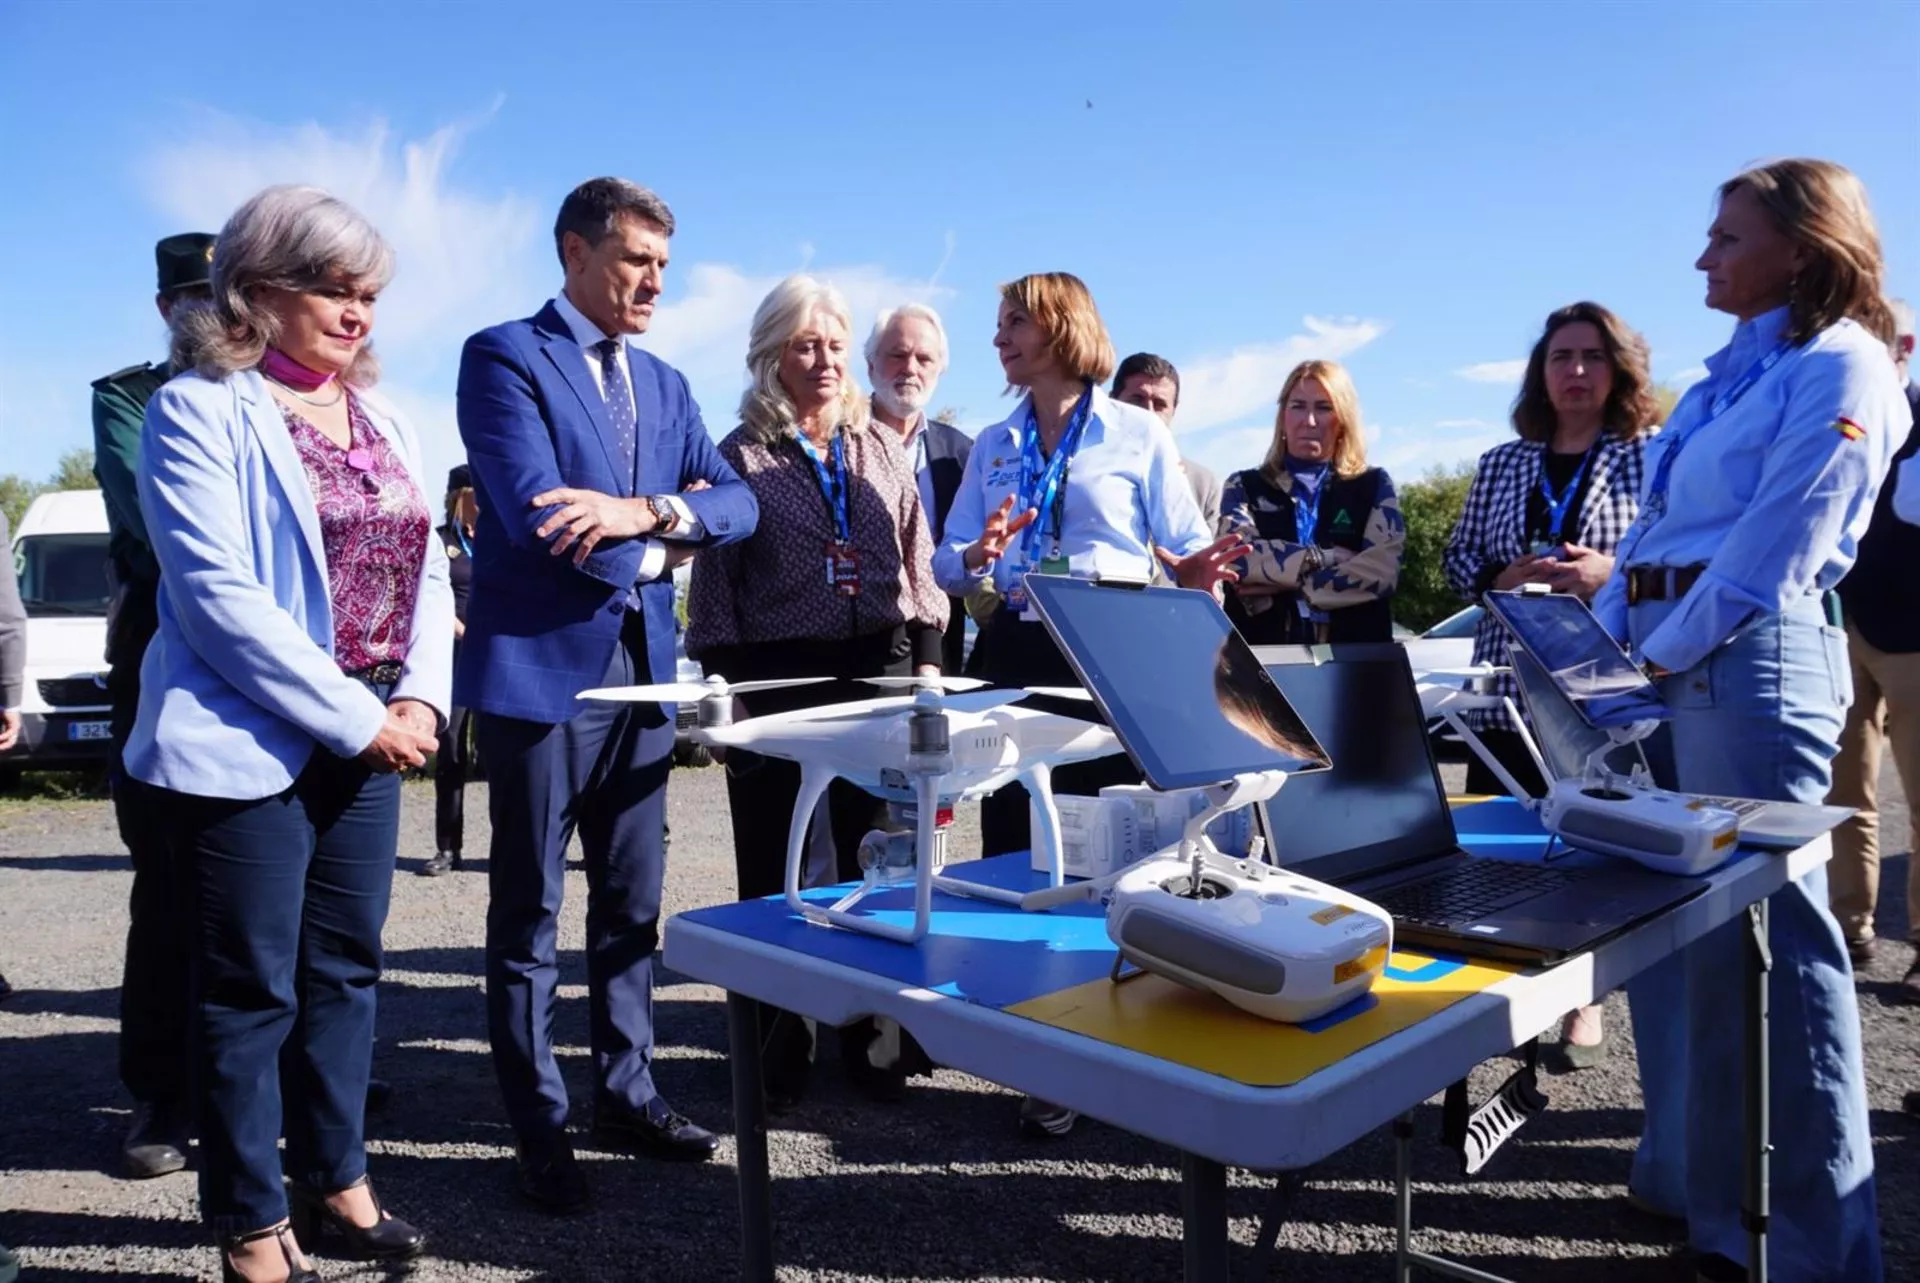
261;347;335;391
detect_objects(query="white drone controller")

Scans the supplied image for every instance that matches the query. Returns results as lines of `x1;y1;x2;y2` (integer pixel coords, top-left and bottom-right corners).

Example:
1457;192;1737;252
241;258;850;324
1537;731;1739;877
1035;773;1393;1024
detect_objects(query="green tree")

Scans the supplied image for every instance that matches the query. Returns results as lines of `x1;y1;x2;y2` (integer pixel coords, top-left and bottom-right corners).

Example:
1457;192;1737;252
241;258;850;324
47;447;97;492
1393;462;1476;633
0;474;40;533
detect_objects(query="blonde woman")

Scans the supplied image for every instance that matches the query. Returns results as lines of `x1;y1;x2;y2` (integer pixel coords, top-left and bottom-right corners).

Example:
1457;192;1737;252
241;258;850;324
1220;360;1404;644
685;274;948;1109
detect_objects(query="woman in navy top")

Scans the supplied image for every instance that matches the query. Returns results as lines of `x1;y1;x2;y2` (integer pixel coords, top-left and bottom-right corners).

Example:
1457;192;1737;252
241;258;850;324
1592;160;1909;1283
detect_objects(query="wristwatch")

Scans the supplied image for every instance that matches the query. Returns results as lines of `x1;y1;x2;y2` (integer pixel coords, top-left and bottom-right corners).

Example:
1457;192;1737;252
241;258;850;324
1301;544;1325;573
647;495;680;534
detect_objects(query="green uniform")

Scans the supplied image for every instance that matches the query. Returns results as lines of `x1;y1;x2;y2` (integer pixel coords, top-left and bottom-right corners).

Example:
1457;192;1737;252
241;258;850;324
90;360;169;586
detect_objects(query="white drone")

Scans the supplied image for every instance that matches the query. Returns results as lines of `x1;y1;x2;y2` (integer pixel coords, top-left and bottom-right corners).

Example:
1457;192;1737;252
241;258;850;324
579;672;1121;942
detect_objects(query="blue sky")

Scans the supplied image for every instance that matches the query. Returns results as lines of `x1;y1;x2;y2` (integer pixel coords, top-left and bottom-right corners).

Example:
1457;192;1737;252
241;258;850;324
2;0;1915;495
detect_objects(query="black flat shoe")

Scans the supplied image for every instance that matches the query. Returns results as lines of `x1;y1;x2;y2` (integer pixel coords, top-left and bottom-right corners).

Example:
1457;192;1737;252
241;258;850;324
418;850;461;877
221;1221;321;1283
286;1176;426;1262
515;1131;590;1214
593;1096;718;1162
123;1100;190;1179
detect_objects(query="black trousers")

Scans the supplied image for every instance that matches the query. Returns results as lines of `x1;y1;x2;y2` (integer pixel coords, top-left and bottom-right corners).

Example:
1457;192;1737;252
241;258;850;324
110;628;190;1109
433;703;474;853
972;607;1141;857
704;630;912;1092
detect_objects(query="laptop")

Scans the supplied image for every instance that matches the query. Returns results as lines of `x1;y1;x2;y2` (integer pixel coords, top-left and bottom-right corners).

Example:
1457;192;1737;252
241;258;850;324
1245;642;1707;964
1486;590;1852;850
1507;644;1852;850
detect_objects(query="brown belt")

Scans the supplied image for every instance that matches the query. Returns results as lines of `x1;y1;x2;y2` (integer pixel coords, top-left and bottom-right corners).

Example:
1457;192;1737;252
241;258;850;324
1624;564;1705;605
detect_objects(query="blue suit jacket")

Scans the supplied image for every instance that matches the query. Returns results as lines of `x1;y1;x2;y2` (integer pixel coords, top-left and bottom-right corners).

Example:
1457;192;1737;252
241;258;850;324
454;302;757;724
127;371;455;800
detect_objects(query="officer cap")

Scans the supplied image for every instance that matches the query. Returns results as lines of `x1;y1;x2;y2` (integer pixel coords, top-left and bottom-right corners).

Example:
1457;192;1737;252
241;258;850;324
156;232;217;297
447;464;474;493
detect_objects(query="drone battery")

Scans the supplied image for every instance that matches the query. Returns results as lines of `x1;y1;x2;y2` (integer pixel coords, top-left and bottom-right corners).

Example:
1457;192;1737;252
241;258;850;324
1031;794;1142;879
1100;784;1255;859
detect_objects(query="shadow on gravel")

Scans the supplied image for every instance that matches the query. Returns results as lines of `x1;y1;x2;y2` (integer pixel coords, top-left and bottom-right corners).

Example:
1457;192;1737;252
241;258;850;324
0;984;120;1019
0;1207;205;1258
0;852;130;872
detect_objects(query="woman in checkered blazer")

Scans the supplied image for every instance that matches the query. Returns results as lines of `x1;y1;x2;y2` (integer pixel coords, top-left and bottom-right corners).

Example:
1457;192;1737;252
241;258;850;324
1443;301;1660;794
1441;302;1658;1069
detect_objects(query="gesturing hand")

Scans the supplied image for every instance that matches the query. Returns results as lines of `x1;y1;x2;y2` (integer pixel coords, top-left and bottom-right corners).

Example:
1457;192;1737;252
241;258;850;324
1492;553;1555;592
358;705;438;773
531;487;654;565
963;496;1038;571
1155;532;1249;593
1539;544;1614;602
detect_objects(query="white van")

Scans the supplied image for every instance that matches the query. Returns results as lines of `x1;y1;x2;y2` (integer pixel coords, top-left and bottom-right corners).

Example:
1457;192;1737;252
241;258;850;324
4;489;114;773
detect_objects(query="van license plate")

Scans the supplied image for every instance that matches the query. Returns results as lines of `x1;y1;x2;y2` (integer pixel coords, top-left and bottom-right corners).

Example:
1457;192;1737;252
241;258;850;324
67;721;112;742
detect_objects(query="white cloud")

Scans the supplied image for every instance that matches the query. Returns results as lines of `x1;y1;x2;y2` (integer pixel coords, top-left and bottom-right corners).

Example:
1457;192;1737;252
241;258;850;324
1455;359;1527;384
1171;316;1387;436
1370;422;1506;477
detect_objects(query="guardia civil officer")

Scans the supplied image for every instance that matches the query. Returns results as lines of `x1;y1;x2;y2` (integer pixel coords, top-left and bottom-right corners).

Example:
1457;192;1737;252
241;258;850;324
1591;159;1908;1283
934;271;1244;1137
91;231;214;1180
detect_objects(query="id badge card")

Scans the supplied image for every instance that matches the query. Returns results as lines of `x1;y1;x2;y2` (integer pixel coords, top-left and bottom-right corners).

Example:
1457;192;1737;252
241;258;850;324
1037;553;1070;578
825;541;861;596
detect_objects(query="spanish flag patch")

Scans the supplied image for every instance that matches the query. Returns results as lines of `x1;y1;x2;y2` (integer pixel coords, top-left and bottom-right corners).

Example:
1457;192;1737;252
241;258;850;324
1834;417;1866;441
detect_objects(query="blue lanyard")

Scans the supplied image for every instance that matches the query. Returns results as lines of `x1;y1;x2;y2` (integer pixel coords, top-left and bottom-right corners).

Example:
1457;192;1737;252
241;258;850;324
1537;446;1595;541
1645;342;1790;512
793;429;851;542
1289;465;1327;546
453;525;473;559
1017;384;1094;560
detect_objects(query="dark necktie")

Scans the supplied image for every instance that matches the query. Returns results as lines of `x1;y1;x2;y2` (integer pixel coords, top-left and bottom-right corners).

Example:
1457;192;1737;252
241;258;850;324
595;337;637;488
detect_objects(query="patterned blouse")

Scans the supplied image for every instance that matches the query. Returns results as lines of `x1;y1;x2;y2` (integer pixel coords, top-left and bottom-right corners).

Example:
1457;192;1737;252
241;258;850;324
686;423;949;666
284;394;432;674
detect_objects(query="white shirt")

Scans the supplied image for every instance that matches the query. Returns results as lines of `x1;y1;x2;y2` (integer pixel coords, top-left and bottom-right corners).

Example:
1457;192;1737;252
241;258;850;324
889;409;939;530
933;386;1211;597
550;291;701;584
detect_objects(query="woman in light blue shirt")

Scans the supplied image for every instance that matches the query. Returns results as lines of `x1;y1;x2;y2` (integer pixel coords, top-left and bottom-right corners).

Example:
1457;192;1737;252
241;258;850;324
1592;159;1908;1283
934;271;1243;1138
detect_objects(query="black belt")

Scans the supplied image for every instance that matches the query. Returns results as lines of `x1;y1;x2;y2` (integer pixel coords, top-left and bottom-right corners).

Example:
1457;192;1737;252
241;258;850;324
345;662;404;684
1624;564;1704;606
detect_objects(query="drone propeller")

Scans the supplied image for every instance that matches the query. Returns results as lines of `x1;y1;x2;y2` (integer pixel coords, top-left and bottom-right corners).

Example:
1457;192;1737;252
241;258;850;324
577;676;831;703
1021;685;1092;701
859;675;988;693
939;689;1042;715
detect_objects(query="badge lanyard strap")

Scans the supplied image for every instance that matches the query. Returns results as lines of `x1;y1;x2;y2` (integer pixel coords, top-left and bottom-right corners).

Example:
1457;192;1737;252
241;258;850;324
1644;342;1790;514
1017;385;1094;563
453;525;473;559
1537;445;1596;544
794;429;852;542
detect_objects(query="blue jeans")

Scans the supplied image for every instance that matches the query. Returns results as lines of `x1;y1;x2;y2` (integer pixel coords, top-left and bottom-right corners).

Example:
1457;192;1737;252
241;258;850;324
165;741;401;1234
1624;597;1880;1281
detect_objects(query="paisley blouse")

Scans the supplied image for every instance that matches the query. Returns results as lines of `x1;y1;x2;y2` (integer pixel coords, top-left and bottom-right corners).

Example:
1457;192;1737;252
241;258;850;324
284;394;431;673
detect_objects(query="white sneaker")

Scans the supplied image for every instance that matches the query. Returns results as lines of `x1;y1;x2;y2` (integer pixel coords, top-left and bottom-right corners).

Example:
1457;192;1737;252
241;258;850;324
1018;1095;1079;1138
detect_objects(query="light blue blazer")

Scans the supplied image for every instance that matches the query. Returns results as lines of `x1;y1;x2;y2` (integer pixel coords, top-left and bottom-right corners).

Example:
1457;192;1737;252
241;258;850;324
126;369;454;800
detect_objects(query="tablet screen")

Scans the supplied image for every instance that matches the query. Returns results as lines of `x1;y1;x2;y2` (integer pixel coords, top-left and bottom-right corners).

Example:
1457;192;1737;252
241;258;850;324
1024;576;1331;790
1483;590;1668;729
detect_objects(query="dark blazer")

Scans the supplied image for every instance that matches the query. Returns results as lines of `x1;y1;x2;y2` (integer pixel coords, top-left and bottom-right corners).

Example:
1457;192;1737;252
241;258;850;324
454;301;757;724
921;418;974;673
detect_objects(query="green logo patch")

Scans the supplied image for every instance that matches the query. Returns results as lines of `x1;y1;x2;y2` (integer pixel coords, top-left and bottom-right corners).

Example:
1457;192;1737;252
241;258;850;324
1332;508;1354;527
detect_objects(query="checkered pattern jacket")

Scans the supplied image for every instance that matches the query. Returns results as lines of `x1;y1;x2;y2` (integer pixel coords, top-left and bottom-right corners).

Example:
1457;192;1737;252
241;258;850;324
1440;433;1648;731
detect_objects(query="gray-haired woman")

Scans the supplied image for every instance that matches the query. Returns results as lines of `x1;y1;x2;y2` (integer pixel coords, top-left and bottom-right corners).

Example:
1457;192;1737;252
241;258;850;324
133;185;448;1282
686;273;948;1108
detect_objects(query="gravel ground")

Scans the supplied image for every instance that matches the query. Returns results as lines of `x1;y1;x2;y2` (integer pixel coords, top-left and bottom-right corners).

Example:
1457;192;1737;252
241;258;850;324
1;759;1915;1283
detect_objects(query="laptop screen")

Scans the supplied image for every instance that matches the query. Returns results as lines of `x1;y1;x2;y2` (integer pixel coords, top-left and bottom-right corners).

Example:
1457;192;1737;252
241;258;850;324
1250;643;1459;883
1508;646;1650;783
1482;590;1668;730
1023;576;1331;791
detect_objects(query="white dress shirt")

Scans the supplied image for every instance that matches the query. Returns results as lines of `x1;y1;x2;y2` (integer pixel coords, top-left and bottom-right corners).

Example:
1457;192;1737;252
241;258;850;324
892;411;939;529
551;291;701;584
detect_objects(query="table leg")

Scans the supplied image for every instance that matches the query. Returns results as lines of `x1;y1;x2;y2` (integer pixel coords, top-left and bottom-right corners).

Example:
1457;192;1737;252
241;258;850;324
1180;1151;1229;1283
1744;900;1772;1283
1393;1113;1414;1283
727;992;774;1283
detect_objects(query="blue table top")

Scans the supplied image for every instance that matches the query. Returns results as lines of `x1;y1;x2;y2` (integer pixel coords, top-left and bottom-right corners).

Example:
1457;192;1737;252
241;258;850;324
671;796;1572;1012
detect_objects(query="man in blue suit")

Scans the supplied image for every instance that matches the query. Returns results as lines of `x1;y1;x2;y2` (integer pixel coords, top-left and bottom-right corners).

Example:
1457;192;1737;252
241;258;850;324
456;177;757;1212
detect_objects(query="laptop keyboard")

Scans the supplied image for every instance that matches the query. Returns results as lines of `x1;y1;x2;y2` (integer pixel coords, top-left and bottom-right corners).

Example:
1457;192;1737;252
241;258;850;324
1374;861;1585;927
1691;795;1768;818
